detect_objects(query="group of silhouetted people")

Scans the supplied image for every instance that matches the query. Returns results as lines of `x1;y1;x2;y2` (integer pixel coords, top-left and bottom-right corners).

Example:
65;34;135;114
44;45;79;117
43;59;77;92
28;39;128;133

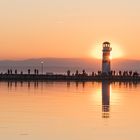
67;70;139;77
0;69;139;78
6;69;39;75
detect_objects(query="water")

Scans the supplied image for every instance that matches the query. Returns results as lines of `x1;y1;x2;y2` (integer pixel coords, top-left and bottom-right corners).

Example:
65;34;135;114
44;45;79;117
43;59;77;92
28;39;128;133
0;81;140;140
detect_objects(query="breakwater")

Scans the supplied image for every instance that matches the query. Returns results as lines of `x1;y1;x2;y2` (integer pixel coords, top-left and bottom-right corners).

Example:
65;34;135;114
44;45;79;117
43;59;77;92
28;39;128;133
0;73;139;82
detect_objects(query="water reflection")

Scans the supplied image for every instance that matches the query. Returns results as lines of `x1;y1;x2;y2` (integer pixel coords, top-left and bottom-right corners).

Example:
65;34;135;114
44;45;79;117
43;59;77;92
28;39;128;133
6;81;139;90
34;81;39;89
28;81;30;89
102;81;110;119
67;82;70;88
1;81;140;140
5;80;140;120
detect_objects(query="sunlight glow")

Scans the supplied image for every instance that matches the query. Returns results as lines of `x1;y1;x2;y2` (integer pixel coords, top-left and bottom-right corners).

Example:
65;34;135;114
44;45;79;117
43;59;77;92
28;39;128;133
90;42;124;59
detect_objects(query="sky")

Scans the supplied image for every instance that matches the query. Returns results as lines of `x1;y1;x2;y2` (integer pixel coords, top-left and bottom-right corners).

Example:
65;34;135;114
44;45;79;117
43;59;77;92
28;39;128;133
0;0;140;60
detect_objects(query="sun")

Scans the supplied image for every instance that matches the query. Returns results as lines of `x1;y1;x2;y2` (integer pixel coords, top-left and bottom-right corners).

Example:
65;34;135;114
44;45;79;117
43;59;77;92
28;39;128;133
90;42;124;59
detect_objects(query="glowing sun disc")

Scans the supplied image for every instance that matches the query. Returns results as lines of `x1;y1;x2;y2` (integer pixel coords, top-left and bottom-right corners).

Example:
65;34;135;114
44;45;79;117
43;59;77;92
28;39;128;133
90;43;123;59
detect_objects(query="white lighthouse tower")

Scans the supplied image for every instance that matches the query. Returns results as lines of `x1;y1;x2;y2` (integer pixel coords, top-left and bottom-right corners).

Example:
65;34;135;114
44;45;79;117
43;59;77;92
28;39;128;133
102;42;112;75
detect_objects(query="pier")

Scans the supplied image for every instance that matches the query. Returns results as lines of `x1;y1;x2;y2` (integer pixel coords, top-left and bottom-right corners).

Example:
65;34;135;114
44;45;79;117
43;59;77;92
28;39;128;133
0;71;139;82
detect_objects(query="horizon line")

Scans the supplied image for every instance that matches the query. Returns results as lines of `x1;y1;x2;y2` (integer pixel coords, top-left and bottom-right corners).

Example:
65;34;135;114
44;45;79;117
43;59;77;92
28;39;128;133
0;57;140;61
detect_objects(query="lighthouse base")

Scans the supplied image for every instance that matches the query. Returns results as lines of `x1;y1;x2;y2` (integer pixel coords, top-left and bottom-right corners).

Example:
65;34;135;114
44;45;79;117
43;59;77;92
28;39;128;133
102;62;111;75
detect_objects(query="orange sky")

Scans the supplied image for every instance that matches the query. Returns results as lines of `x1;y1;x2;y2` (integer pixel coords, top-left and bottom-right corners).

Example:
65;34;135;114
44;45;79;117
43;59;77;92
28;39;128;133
0;0;140;60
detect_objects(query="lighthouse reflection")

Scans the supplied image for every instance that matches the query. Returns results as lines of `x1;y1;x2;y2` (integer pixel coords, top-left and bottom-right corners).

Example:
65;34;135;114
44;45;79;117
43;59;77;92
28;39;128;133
102;81;110;118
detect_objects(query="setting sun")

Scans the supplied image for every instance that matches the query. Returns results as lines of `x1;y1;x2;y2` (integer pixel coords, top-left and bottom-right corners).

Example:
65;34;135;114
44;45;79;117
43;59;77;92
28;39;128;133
90;42;124;59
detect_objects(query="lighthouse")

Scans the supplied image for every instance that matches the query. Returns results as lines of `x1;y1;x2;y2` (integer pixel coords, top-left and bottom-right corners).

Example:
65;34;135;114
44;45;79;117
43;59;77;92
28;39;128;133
102;42;112;75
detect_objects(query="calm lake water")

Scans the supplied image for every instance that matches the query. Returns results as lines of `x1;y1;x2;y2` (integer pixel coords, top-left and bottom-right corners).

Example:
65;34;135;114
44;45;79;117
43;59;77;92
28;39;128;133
0;81;140;140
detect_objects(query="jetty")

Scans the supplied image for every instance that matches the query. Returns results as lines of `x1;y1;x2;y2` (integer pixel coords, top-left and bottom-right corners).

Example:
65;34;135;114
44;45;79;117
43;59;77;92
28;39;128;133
0;70;139;82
